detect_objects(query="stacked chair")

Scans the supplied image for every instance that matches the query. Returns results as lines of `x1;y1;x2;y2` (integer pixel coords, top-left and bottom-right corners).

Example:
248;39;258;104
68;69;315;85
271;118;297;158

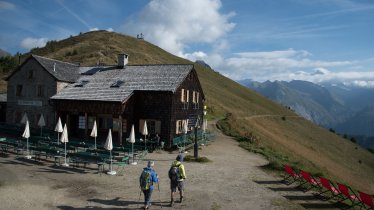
283;165;374;209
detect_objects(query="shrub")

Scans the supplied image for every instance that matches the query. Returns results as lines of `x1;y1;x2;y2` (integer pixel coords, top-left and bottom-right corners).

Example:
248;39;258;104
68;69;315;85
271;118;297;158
184;155;211;163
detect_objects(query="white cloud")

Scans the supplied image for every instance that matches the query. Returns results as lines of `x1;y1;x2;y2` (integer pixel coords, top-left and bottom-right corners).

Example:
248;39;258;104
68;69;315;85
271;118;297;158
89;27;99;31
20;37;48;50
106;28;114;32
0;1;15;10
121;0;235;56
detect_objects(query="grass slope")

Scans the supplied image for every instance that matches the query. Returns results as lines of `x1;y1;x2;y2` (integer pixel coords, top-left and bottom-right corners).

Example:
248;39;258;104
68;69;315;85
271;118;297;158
3;31;374;193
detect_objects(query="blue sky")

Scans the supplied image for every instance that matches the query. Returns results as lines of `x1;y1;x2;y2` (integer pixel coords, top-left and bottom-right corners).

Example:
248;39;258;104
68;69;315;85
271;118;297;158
1;0;374;86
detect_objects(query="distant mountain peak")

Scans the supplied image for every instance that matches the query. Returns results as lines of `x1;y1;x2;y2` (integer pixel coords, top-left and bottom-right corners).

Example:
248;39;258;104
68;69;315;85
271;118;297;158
195;60;212;69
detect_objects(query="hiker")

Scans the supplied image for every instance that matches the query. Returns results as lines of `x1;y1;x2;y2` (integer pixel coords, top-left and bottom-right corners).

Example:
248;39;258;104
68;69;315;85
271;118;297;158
139;160;159;209
169;154;186;206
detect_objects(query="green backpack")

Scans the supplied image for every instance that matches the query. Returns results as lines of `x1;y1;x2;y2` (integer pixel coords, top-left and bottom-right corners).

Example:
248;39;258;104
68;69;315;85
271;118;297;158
140;169;152;190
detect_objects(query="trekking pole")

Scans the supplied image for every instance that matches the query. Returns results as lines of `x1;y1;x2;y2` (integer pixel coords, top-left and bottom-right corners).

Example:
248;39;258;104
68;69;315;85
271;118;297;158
158;181;163;208
138;188;142;209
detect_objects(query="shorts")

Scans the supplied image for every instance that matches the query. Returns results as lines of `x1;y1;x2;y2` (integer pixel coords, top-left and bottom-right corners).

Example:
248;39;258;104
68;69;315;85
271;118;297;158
170;181;184;192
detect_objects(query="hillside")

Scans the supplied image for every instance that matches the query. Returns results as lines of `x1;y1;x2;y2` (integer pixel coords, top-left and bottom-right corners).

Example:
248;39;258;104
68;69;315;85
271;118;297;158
2;30;374;193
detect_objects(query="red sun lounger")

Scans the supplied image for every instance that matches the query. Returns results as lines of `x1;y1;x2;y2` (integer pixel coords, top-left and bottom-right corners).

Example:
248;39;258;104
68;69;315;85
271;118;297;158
358;191;374;209
299;170;321;191
318;177;341;200
283;164;301;185
337;183;361;207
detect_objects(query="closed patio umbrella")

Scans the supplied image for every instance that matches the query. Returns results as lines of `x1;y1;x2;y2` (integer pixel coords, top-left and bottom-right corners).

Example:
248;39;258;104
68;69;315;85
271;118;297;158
104;129;116;175
38;114;45;137
129;124;137;165
142;120;148;150
90;120;97;149
60;123;69;167
22;120;31;159
55;117;63;145
183;120;188;153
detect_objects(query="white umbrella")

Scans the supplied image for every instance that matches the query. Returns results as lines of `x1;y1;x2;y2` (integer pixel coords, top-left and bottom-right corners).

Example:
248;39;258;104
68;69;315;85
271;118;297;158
142;120;148;150
20;112;28;124
129;124;137;165
22;120;32;159
104;129;116;175
38;114;46;137
90;120;97;149
55;117;63;145
60;123;69;167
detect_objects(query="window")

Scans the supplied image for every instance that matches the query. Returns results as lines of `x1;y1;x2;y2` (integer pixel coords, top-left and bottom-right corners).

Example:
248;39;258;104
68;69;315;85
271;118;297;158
176;120;183;134
196;92;199;103
16;85;23;97
181;89;185;102
74;80;89;87
98;115;113;129
78;116;86;129
88;116;95;129
28;70;34;79
186;90;189;102
192;91;196;103
113;118;119;131
110;80;124;88
37;85;44;97
122;119;127;133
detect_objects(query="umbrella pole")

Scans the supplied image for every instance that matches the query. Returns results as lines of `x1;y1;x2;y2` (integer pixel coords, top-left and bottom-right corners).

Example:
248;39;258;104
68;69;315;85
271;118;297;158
40;127;43;137
25;137;31;159
57;133;59;145
64;142;67;164
110;150;113;172
94;136;97;149
144;135;146;150
61;142;69;167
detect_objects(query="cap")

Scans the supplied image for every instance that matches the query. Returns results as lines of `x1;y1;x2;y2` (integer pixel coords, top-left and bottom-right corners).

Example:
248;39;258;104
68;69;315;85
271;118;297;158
147;160;154;167
176;154;184;161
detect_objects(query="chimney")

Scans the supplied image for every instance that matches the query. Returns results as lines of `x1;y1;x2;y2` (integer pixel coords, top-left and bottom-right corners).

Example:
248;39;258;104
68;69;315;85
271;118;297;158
118;53;129;68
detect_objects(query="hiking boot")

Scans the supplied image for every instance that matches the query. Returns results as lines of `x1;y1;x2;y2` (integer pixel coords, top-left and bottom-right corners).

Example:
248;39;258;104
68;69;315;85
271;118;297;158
180;196;184;203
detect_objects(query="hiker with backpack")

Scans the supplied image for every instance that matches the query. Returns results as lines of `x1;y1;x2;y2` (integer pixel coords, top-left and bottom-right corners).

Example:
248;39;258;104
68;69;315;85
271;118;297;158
139;160;159;209
168;154;186;206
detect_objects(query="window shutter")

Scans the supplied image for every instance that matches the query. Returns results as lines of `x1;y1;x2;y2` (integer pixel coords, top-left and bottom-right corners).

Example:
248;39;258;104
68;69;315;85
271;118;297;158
197;92;199;103
139;119;145;133
176;120;180;134
181;89;185;102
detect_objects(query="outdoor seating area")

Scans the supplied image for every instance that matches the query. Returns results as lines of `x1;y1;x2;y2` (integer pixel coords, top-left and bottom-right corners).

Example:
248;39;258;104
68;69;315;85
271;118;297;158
172;130;214;152
283;164;374;209
0;135;150;175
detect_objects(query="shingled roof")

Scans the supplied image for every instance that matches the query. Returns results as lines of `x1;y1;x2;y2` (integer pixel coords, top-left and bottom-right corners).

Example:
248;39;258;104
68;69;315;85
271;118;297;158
32;55;80;82
51;64;193;102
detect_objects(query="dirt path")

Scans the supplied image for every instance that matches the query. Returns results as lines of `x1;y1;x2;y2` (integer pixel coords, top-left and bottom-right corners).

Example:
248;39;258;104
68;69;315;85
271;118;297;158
0;123;342;210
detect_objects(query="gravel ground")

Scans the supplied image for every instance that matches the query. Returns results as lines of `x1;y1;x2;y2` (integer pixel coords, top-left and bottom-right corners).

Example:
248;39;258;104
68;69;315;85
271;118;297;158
0;124;342;210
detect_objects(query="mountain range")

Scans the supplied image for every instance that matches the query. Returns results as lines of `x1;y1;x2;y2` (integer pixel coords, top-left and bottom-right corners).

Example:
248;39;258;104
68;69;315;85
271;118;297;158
239;79;374;148
0;49;11;57
1;30;373;192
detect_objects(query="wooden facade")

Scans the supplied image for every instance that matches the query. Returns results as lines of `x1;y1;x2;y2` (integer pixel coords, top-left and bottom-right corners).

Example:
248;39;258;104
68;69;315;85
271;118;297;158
6;54;205;148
